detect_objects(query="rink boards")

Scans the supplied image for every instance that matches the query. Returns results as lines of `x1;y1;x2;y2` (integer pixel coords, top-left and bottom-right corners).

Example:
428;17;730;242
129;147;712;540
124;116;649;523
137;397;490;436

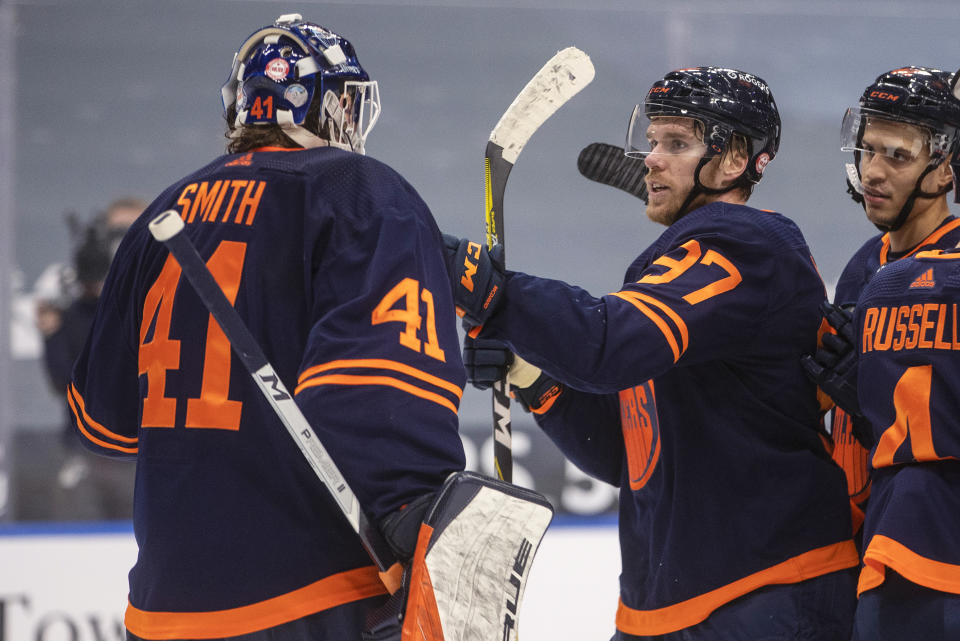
0;518;619;641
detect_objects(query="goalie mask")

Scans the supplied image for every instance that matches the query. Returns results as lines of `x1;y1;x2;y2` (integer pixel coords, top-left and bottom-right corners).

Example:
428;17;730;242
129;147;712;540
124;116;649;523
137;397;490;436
841;66;960;231
626;67;781;216
221;14;381;154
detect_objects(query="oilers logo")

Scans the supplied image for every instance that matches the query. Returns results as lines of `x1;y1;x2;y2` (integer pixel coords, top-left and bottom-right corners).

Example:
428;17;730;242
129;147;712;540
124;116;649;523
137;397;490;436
619;380;661;491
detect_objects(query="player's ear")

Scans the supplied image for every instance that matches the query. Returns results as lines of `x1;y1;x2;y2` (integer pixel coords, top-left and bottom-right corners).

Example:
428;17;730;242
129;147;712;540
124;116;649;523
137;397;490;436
719;135;749;182
935;153;955;191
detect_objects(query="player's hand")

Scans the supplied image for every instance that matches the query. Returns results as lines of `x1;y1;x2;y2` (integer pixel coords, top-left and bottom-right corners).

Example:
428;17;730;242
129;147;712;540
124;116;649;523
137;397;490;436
463;337;513;390
441;234;505;327
801;301;861;416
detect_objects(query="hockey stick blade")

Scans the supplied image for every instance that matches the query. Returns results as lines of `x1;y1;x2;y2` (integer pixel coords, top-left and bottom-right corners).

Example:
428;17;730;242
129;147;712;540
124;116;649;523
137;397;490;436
147;211;399;581
577;142;649;203
489;47;596;166
485;46;595;248
484;46;594;484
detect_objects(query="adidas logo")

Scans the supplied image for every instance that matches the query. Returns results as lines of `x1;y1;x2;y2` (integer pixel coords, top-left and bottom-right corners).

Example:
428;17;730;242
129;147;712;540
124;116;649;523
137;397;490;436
909;268;935;289
225;152;253;167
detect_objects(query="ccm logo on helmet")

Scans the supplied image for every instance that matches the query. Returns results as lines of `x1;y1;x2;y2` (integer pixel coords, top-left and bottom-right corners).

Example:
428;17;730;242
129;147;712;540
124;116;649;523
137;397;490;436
869;91;901;102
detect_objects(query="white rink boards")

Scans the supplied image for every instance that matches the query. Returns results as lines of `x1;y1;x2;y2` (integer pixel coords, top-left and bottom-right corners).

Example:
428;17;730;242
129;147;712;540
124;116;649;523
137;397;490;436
0;521;619;641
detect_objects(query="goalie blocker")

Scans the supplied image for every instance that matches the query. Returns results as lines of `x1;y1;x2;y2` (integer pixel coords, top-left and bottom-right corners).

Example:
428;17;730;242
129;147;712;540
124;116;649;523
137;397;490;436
363;471;553;641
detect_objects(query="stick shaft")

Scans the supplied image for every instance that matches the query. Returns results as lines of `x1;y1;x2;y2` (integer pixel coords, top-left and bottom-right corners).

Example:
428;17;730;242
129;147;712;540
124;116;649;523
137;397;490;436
482;47;593;484
484;142;514;483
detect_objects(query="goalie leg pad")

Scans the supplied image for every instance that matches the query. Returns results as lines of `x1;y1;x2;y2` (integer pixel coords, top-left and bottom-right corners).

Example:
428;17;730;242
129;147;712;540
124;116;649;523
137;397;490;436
364;471;554;641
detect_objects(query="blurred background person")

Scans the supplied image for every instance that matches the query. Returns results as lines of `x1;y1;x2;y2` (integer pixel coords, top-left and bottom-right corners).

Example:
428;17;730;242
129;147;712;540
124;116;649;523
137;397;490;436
33;197;145;518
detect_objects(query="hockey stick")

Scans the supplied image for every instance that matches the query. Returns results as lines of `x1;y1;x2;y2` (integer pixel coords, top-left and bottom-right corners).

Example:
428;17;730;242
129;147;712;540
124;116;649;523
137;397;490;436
147;211;401;590
484;46;594;483
577;142;649;202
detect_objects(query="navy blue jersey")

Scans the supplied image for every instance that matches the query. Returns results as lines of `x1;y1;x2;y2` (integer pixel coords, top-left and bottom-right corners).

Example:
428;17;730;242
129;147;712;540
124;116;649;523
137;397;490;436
830;217;960;509
481;202;857;636
69;147;466;639
854;249;960;597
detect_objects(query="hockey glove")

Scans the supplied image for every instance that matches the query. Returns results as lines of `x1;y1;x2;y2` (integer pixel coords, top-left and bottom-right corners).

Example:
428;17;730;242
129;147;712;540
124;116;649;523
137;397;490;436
801;301;861;417
441;234;506;327
512;366;564;415
463;338;563;413
463;336;514;390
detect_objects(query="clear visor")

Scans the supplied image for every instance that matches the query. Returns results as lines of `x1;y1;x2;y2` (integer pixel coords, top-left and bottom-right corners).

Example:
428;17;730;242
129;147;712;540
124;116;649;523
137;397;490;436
625;104;708;159
840;107;929;166
325;80;381;153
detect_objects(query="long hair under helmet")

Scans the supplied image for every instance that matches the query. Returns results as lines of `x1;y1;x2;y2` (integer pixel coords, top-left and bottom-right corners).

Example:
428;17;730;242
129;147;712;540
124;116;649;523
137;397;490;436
841;66;960;232
220;14;381;154
625;66;781;218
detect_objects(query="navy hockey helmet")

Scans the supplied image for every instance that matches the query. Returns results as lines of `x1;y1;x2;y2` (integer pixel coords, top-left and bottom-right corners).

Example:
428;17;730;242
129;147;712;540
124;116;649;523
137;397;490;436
841;67;960;228
626;67;781;184
221;14;380;153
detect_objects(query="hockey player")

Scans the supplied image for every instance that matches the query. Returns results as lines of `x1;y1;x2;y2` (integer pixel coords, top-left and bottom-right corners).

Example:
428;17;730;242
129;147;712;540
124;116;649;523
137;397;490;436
803;67;960;529
68;15;474;640
444;67;858;640
847;249;960;640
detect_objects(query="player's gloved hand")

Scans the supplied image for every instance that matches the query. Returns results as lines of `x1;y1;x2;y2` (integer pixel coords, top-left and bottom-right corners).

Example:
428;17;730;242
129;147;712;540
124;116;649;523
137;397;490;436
462;336;563;413
801;301;861;416
463;336;513;390
441;234;506;327
510;355;564;414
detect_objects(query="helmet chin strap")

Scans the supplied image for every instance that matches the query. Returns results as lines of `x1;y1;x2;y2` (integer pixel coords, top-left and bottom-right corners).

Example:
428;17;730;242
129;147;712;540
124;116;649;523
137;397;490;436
675;154;743;219
869;163;950;233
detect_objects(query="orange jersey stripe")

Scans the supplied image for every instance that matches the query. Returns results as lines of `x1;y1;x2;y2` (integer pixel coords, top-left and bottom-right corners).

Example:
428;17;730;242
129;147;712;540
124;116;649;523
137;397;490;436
879;218;960;264
298;358;463;399
623;290;689;354
859;534;960;597
67;385;139;454
611;291;689;362
125;566;387;640
615;540;859;636
915;249;960;260
612;292;681;361
68;383;139;443
295;374;459;415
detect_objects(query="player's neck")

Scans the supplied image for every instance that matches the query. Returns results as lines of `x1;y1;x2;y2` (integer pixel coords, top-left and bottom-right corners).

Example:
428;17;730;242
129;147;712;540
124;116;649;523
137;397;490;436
888;199;951;253
699;189;748;209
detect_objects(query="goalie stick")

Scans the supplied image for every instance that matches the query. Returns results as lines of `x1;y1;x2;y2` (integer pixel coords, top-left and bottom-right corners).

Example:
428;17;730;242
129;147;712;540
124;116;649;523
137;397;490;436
147;210;401;591
484;46;594;483
577;142;649;202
